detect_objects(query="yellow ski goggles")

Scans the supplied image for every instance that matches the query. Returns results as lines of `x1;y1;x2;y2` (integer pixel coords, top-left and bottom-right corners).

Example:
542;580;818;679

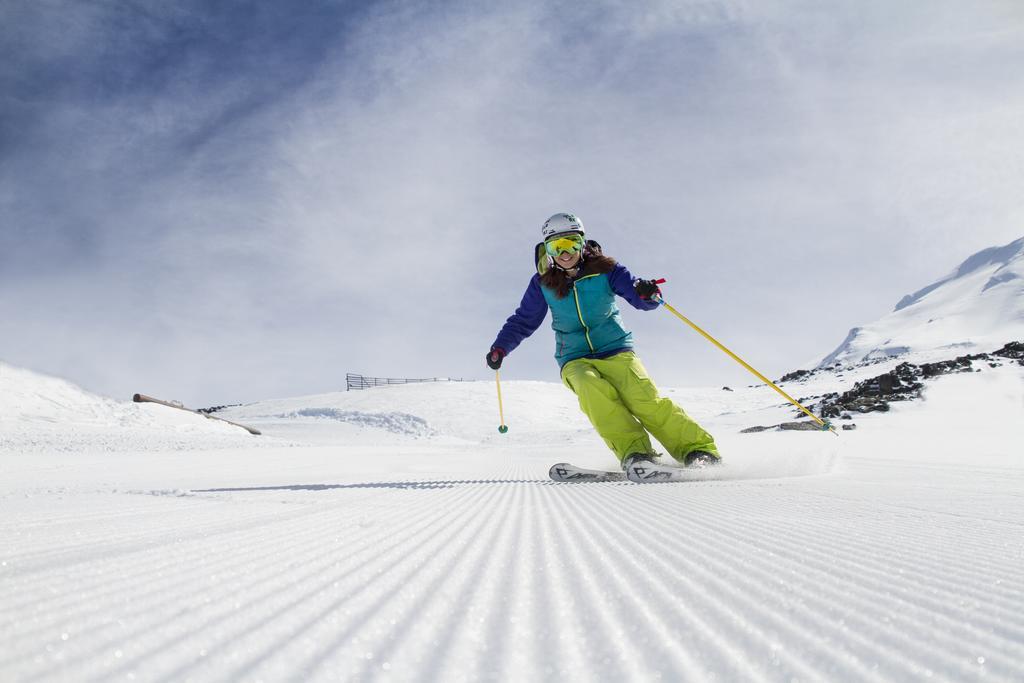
544;233;585;256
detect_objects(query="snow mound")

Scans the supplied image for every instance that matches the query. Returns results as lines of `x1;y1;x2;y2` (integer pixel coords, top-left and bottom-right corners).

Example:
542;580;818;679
282;408;435;437
0;361;267;453
0;361;124;425
819;236;1024;367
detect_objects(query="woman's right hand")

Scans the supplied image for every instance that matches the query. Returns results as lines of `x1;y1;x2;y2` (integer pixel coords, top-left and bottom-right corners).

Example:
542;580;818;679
634;278;663;300
486;347;505;370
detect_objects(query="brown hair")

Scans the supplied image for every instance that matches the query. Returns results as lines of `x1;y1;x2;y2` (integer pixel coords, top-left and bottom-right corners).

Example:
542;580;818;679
540;244;617;299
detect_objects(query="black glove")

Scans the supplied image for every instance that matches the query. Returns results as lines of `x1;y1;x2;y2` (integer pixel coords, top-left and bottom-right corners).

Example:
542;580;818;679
486;347;506;370
634;278;663;300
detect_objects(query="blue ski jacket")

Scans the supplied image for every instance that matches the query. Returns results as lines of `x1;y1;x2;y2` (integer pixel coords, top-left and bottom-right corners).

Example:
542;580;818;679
492;263;659;368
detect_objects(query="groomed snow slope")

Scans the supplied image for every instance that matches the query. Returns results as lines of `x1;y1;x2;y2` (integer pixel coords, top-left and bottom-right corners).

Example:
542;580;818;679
2;363;1023;681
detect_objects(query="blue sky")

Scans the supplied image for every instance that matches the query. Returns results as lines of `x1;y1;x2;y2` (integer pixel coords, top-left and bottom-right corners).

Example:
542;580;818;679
3;0;1023;405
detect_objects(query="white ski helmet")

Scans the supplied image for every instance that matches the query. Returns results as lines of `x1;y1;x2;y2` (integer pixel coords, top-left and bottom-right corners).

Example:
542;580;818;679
541;213;585;240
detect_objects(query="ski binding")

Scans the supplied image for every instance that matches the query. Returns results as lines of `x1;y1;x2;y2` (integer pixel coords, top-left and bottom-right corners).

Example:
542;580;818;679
626;459;714;483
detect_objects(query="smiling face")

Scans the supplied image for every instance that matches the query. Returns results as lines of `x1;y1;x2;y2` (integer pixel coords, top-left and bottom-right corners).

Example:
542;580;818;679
554;250;581;269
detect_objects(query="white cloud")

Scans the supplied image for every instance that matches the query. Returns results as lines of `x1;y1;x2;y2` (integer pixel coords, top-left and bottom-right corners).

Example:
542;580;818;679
2;0;1023;403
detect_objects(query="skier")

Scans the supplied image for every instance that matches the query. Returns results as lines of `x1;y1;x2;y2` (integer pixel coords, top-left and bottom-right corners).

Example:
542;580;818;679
487;212;720;472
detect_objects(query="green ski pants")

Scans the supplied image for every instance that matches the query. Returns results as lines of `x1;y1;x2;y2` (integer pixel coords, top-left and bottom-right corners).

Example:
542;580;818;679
561;352;719;463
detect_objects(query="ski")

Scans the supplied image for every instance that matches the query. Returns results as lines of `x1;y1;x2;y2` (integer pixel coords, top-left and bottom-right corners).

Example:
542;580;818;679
132;393;262;435
549;462;626;482
550;460;722;483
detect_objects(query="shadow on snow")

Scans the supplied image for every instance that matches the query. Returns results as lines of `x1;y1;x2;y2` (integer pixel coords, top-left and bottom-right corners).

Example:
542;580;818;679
193;479;562;492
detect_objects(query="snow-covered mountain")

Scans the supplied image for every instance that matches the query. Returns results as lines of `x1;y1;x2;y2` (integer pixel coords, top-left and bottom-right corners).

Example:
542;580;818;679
819;236;1024;367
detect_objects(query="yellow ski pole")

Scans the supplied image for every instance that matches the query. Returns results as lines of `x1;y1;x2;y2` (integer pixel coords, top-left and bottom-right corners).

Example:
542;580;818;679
495;370;509;433
654;292;836;436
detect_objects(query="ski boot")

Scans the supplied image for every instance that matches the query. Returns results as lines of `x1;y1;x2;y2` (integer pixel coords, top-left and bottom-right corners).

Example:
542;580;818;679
621;452;659;472
683;450;721;468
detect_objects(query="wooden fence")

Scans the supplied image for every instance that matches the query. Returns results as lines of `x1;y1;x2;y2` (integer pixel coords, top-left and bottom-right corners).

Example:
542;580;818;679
346;373;463;391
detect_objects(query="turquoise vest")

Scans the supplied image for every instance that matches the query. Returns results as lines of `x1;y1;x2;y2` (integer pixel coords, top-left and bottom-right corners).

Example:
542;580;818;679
540;273;634;366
